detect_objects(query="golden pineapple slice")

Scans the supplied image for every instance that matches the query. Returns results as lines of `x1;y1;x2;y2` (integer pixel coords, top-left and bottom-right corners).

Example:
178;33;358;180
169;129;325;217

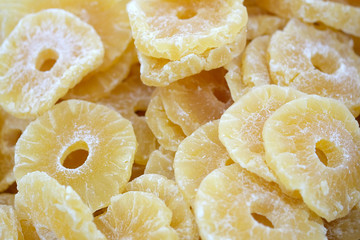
138;28;246;87
0;193;15;205
14;100;136;212
126;174;199;240
263;95;360;221
160;69;232;136
15;171;106;240
145;147;175;180
99;64;156;165
268;19;360;116
18;220;40;240
174;120;232;206
127;0;247;60
194;164;327;239
0;205;23;240
146;90;186;151
219;85;305;182
0;9;104;119
94;191;178;240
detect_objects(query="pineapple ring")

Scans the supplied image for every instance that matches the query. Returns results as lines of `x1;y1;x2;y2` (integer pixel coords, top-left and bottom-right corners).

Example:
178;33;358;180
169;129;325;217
94;191;178;239
268;19;360;116
194;164;327;240
0;205;23;239
127;0;247;61
14;100;137;212
126;174;199;240
15;171;106;240
219;85;305;183
0;9;104;119
145;147;175;180
263;95;360;221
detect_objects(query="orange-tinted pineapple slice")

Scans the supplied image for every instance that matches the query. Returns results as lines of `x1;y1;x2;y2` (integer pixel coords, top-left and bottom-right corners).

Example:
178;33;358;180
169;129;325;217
195;164;327;239
0;9;104;119
14;100;136;212
127;0;247;60
0;205;23;240
263;95;360;221
145;147;175;180
15;171;106;240
126;174;199;240
94;191;178;240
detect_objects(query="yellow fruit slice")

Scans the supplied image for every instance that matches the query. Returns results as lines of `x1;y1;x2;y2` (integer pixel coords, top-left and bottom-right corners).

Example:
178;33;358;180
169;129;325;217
224;54;248;102
15;171;106;240
219;85;305;182
126;174;199;240
194;164;327;239
14;100;136;212
0;9;104;119
263;95;360;221
160;69;232;136
145;147;175;180
268;19;360;116
127;0;247;60
138;28;246;87
146;90;186;151
94;191;178;240
99;64;156;165
0;205;23;240
0;193;15;205
174;120;232;206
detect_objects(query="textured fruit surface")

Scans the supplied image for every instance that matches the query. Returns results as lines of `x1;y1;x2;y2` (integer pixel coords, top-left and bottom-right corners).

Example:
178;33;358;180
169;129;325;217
145;147;175;180
0;205;23;240
224;55;248;102
195;164;327;240
174;120;232;206
15;171;106;240
14;100;136;212
219;85;305;182
94;191;178;240
127;0;247;60
263;95;360;221
268;19;360;116
0;9;104;118
126;174;199;240
0;193;14;205
160;69;232;136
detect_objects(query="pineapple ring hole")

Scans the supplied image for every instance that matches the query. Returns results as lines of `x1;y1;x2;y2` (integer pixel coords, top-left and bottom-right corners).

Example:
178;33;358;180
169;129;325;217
3;129;22;147
61;141;89;169
176;8;197;20
35;49;59;72
251;212;274;229
315;139;342;168
212;87;230;104
311;52;339;74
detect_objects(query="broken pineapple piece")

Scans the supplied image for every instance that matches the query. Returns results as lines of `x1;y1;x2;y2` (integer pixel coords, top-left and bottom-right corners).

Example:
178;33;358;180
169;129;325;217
145;147;175;180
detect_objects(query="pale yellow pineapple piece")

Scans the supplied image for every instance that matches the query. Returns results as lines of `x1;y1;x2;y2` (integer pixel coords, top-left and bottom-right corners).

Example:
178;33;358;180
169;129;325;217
15;171;106;240
0;205;23;240
14;100;136;212
0;193;15;205
224;54;248;102
195;164;327;239
127;0;247;60
145;147;175;180
219;85;305;182
94;191;178;240
126;174;199;240
263;95;360;221
0;9;104;119
268;19;360;116
174;120;232;206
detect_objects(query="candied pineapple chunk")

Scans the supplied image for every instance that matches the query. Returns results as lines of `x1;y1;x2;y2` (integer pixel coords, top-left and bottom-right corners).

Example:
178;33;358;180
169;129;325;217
263;95;360;221
0;205;23;240
194;164;327;240
0;9;104;119
15;171;106;240
94;191;178;240
126;174;199;240
14;100;136;212
145;147;175;180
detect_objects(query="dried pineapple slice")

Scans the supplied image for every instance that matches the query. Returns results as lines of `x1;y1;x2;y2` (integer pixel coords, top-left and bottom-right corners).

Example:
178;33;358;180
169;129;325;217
174;120;232;206
14;100;136;212
127;0;247;60
126;174;199;240
94;191;178;240
145;147;175;180
0;9;104;119
160;69;232;136
268;19;360;116
0;193;14;205
263;95;360;221
99;64;156;165
15;171;106;240
138;28;246;87
224;55;248;102
146;91;186;151
0;205;23;240
219;85;305;182
194;164;327;239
